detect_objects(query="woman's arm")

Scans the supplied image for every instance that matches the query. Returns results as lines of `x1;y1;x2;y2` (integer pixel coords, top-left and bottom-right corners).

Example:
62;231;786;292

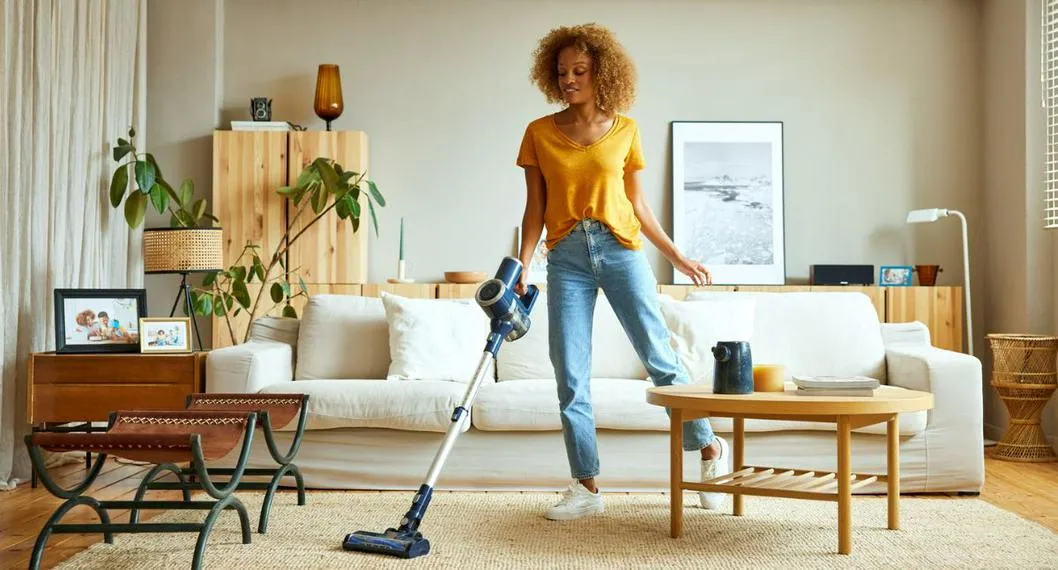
517;166;546;294
624;169;712;286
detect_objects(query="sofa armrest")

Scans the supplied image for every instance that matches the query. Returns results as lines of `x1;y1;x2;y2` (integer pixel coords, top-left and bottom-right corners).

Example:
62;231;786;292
885;344;985;489
880;321;932;348
206;340;293;394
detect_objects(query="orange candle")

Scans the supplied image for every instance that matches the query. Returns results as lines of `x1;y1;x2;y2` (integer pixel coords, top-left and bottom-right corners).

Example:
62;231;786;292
753;364;786;392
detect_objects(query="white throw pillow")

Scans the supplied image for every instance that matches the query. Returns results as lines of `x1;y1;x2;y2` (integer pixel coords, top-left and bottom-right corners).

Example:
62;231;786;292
381;292;490;383
295;295;390;380
657;296;756;388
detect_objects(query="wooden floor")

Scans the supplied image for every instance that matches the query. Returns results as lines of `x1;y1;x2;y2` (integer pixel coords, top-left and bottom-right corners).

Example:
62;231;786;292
1;452;1056;569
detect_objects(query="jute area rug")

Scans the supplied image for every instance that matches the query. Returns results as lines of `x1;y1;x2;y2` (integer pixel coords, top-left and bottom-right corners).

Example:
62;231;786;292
57;490;1058;569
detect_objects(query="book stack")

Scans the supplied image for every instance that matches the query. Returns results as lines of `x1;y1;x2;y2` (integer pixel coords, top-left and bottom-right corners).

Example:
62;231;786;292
792;375;880;397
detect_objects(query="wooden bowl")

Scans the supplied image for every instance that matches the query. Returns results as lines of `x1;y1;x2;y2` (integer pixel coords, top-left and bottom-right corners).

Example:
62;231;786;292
444;271;488;284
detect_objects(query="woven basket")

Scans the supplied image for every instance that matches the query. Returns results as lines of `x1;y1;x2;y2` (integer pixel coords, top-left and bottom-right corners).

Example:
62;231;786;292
986;333;1058;462
143;228;224;274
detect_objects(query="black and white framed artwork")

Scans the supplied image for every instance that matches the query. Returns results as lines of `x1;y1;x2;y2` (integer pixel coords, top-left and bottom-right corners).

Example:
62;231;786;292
670;121;785;285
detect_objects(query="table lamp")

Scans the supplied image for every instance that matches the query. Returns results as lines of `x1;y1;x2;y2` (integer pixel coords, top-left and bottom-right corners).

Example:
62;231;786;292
143;227;224;351
905;208;973;355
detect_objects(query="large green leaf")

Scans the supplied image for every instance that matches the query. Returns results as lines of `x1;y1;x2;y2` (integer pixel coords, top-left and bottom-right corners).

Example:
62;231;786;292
179;179;194;206
149;182;169;214
160;178;179;204
282;304;298;318
270;282;284;303
113;143;133;162
367;180;385;206
311;185;327;214
192;198;207;221
134;160;156;192
368;198;379;237
315;159;339;194
335;195;351;219
124;191;148;228
109;164;128;207
232;279;251;309
145;153;164;182
201;271;217;287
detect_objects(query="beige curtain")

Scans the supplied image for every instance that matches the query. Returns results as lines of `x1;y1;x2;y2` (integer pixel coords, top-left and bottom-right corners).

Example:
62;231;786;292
0;0;146;490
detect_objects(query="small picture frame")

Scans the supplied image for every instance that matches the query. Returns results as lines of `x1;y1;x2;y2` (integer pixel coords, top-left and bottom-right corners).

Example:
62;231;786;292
879;265;914;287
139;317;193;353
54;288;147;353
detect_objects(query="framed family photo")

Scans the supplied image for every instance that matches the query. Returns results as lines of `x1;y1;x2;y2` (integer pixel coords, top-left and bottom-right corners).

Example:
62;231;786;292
879;265;914;287
54;288;146;353
139;317;193;353
670;121;786;285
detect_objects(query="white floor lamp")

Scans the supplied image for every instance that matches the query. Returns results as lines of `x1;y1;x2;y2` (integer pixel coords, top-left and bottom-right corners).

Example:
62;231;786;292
905;208;973;356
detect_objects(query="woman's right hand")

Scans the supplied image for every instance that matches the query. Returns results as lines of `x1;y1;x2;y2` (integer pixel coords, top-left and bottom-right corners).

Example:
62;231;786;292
515;267;530;296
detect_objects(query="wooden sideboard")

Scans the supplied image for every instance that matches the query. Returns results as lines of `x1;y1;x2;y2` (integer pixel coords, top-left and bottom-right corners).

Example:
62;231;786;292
238;283;963;353
27;352;207;425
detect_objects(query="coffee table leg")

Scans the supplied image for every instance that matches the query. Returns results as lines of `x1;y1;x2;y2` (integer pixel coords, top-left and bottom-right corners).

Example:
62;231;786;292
733;417;744;516
671;408;683;538
888;413;899;530
838;415;852;555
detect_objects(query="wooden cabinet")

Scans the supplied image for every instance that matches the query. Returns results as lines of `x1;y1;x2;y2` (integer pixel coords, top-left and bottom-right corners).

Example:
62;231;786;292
28;352;206;425
884;286;963;352
211;130;370;348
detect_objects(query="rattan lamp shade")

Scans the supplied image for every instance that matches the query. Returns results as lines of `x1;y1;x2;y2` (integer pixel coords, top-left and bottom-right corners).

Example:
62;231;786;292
143;228;224;274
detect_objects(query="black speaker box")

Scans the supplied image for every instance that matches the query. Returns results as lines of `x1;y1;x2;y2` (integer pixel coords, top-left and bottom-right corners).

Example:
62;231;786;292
809;265;874;286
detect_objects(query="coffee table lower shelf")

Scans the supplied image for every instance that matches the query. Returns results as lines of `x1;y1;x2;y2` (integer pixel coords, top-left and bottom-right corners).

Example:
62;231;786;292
691;466;885;501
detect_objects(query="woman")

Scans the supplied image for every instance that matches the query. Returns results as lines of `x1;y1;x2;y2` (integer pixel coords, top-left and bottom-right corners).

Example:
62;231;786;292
514;23;731;521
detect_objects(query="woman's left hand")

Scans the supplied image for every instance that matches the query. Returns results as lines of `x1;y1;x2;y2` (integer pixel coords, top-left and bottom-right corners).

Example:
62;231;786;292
673;256;712;286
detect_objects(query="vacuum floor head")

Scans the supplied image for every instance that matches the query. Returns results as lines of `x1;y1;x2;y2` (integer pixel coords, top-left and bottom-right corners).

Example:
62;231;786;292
342;528;430;559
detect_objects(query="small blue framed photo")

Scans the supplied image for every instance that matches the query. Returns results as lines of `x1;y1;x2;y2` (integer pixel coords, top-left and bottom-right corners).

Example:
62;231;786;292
879;265;913;287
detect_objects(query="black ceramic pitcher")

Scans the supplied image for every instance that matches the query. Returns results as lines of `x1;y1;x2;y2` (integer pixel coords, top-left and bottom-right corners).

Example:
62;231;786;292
712;341;754;394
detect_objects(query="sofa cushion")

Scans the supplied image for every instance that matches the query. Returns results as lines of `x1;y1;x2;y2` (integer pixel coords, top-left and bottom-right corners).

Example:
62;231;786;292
496;290;648;381
258;379;471;433
470;378;925;436
657;295;756;389
381;293;490;383
295;295;389;381
686;291;887;382
472;378;668;431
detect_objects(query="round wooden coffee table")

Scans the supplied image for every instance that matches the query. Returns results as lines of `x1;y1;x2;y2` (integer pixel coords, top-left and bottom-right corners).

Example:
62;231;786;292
646;384;934;555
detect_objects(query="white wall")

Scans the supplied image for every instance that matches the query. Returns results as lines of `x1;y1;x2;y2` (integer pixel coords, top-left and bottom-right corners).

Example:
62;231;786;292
212;0;982;288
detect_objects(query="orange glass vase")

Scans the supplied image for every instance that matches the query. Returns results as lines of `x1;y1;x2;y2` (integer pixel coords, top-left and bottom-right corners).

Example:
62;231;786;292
314;64;344;131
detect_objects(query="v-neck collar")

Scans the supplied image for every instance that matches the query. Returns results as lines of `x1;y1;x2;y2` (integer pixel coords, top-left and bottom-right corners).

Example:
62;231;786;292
550;113;621;149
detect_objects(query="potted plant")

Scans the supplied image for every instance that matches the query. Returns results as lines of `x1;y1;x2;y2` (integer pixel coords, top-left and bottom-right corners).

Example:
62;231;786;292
107;127;385;347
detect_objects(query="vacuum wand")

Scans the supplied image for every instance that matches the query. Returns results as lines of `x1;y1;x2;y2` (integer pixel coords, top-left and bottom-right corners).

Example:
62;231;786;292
342;256;540;559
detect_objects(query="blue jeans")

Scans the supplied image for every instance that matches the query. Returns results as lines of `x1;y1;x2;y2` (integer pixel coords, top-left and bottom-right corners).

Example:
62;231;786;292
545;218;716;480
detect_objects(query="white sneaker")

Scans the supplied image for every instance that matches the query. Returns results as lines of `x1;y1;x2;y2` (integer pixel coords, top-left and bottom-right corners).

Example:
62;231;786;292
545;480;604;520
699;436;732;509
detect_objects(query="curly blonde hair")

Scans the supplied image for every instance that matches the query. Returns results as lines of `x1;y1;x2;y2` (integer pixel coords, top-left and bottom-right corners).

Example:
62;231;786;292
529;23;637;113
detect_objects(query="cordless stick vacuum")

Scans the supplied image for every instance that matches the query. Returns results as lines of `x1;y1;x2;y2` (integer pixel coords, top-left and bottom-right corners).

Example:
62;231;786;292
342;256;540;559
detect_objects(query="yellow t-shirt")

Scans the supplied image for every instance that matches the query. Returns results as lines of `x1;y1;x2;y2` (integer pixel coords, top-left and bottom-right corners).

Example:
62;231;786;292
516;113;645;250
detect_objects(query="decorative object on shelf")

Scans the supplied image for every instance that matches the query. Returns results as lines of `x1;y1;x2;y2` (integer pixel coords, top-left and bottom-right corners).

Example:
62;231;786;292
914;264;942;286
444;271;488;284
106;126;218;230
879;265;913;287
986;333;1058;462
250;97;273;121
139;317;193;353
671;121;785;286
143;227;224;351
906;208;973;354
389;217;415;284
752;364;785;392
53;288;146;353
314;64;343;131
712;340;753;394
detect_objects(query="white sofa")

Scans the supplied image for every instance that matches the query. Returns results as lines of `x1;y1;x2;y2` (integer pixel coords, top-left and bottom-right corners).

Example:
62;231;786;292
205;289;985;494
